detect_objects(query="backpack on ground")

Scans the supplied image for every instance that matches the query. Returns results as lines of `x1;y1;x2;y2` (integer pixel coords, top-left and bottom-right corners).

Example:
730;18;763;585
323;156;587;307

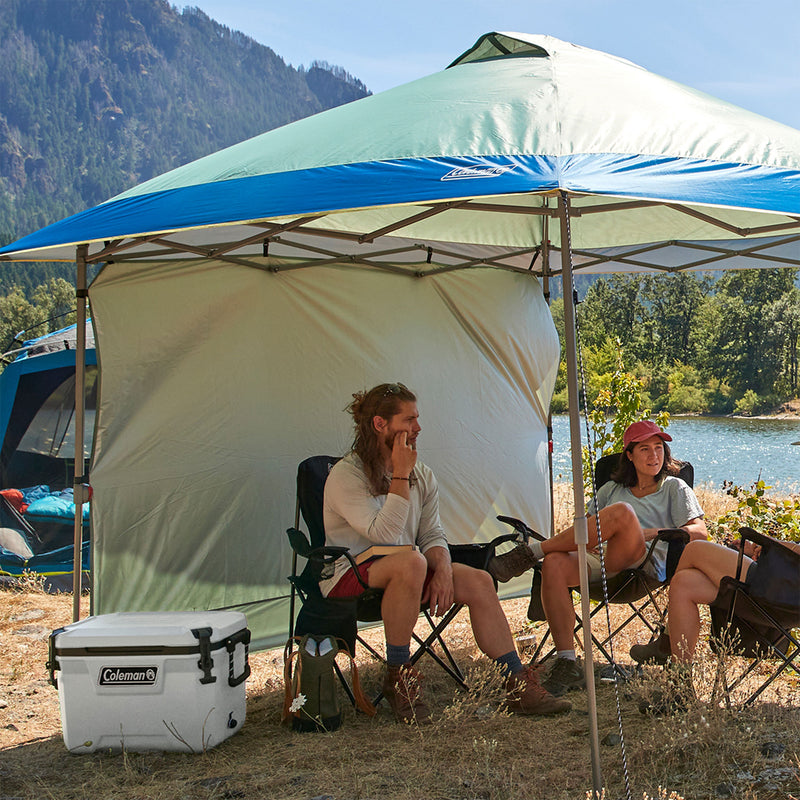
282;634;375;732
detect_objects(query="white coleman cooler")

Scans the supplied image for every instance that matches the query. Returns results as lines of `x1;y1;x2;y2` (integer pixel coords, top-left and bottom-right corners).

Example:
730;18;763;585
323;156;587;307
47;611;250;753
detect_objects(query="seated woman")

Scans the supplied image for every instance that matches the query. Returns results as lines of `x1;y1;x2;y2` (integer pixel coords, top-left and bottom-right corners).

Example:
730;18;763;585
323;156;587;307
489;420;708;697
633;535;800;665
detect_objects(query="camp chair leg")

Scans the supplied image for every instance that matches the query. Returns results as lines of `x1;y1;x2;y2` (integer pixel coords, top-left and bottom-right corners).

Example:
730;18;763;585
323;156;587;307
746;650;800;706
410;607;467;686
717;624;800;707
528;578;670;673
708;528;800;707
334;660;358;708
589;598;661;656
528;619;556;663
712;582;800;706
531;635;554;664
356;634;385;663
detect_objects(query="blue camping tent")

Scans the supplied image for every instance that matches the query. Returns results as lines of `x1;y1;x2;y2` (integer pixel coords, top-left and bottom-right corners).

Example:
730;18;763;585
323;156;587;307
0;322;94;589
1;321;96;490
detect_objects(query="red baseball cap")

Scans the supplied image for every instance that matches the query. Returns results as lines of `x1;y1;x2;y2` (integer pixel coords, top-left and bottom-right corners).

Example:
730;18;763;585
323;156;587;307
623;420;672;450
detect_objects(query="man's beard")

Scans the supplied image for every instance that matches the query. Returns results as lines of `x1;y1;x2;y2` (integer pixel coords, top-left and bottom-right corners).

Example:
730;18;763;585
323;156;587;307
384;430;416;450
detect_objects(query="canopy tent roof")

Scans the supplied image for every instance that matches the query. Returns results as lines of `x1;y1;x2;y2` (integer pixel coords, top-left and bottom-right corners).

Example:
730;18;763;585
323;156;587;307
2;32;800;275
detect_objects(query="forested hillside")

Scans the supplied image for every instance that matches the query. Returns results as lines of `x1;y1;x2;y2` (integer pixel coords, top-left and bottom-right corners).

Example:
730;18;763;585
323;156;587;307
0;0;369;294
550;269;800;415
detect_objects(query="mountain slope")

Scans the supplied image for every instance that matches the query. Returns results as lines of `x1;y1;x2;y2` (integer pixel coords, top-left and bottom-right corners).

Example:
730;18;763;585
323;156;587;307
0;0;370;259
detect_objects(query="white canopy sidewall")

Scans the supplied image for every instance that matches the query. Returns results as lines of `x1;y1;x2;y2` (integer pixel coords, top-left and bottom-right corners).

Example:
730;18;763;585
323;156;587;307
88;260;558;648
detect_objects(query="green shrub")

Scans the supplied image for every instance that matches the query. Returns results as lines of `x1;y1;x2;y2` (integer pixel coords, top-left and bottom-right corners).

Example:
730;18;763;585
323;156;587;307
710;479;800;543
581;344;669;492
732;389;762;416
707;384;734;415
665;384;708;414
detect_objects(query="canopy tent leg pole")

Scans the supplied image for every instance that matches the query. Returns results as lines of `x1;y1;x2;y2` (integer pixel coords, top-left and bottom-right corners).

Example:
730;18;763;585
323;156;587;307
541;213;556;537
71;244;88;622
557;192;603;797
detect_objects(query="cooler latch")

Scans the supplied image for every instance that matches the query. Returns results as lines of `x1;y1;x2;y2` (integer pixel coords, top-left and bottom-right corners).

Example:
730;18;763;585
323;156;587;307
46;626;67;688
191;627;216;684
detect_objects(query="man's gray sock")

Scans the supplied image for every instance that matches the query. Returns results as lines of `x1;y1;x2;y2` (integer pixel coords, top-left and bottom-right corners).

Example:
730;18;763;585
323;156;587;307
495;650;524;678
386;643;411;666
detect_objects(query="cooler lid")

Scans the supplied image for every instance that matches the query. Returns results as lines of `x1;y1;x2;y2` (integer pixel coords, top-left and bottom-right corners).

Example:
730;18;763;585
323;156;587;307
52;611;248;649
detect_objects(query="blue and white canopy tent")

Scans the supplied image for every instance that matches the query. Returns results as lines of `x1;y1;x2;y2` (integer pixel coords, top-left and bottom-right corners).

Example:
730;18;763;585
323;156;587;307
2;32;800;790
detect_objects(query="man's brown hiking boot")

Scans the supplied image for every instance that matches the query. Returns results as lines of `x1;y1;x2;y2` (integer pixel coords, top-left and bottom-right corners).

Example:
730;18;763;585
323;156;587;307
505;665;572;715
383;664;432;725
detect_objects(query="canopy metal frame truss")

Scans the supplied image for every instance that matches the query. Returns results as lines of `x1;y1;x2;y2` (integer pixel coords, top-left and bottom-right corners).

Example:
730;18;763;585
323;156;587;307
6;27;800;796
68;191;800;278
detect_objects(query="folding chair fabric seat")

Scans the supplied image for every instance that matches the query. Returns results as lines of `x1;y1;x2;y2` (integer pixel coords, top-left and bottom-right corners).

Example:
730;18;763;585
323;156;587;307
709;526;800;706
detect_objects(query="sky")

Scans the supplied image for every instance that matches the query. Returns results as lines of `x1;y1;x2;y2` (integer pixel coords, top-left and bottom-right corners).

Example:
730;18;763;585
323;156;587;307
192;0;800;129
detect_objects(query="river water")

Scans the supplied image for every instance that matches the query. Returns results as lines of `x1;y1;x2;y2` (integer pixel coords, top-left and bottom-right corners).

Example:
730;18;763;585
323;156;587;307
551;414;800;493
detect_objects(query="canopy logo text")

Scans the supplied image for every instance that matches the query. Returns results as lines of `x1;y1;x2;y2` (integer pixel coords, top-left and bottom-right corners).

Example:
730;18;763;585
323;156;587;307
441;164;517;181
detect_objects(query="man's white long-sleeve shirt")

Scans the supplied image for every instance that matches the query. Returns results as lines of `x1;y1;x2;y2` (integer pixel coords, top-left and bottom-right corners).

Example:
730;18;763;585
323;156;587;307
320;452;449;595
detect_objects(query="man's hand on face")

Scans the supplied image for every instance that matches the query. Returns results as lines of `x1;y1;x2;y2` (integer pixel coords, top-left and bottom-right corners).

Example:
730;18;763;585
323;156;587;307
391;431;417;478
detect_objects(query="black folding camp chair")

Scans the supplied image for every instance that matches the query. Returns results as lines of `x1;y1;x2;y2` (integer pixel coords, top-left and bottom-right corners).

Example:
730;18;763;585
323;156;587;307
500;453;693;668
286;455;516;706
709;526;800;707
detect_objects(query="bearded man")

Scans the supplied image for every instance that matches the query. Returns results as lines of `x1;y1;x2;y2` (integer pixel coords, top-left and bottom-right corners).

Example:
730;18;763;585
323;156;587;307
321;382;569;724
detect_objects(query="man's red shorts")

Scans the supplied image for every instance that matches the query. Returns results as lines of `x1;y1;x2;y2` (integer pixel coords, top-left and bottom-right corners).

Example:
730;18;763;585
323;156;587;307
327;556;435;598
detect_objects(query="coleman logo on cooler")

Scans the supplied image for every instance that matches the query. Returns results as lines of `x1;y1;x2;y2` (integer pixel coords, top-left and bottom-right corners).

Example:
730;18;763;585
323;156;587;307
99;666;158;685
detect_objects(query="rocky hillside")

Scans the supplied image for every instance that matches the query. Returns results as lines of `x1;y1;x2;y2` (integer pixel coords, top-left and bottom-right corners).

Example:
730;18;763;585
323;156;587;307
0;0;369;270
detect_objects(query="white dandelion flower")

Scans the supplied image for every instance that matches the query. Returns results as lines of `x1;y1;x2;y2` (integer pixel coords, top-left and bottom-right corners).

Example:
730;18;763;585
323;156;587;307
290;693;307;713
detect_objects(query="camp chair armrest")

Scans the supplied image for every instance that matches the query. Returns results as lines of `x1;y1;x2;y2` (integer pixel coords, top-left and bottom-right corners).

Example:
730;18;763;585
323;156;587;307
496;514;545;542
308;545;352;566
490;532;522;548
738;526;774;550
334;550;371;589
735;525;800;583
656;528;690;545
637;528;689;571
726;526;759;579
286;527;352;565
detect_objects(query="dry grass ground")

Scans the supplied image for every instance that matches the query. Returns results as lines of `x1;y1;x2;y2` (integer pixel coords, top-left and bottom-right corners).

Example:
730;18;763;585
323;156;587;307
0;486;798;800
